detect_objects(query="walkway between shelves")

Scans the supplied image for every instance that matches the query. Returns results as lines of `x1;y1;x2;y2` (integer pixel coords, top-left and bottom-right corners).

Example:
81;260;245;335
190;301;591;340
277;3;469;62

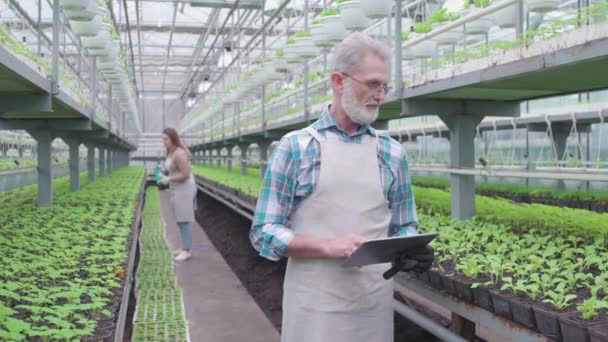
159;189;280;342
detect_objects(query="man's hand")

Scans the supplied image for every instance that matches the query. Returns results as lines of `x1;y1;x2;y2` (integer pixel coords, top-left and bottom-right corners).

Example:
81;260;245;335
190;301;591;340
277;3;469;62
397;246;434;274
323;234;366;259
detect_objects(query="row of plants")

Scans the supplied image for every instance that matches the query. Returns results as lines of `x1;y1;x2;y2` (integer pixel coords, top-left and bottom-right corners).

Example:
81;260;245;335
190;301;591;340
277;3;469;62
412;175;608;213
189;164;607;340
0;167;144;341
132;186;188;341
0;157;73;171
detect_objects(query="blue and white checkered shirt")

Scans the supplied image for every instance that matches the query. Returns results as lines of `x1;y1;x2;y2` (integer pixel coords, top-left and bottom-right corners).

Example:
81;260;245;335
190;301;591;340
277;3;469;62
250;106;419;261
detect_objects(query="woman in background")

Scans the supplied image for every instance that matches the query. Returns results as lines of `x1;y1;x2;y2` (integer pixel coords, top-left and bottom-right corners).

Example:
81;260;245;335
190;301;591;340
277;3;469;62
160;127;197;261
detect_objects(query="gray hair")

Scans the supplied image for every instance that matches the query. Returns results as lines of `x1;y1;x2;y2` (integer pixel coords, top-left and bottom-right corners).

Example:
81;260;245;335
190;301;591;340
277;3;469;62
330;32;392;74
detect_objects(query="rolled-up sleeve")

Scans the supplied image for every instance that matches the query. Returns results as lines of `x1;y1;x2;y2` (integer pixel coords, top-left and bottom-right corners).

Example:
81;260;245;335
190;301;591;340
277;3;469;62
250;135;297;261
389;148;419;237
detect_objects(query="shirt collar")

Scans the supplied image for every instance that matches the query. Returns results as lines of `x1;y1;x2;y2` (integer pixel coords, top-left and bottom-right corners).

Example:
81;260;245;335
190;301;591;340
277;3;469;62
312;105;376;138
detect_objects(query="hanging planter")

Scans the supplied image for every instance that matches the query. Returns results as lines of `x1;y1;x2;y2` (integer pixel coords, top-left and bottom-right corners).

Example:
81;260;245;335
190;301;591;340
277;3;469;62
430;23;463;45
466;1;495;35
311;22;332;48
69;13;103;37
63;1;98;21
490;3;518;28
294;32;320;58
284;39;302;64
60;0;94;10
320;10;348;43
400;33;415;60
81;24;111;50
337;0;369;31
360;0;392;18
526;0;560;12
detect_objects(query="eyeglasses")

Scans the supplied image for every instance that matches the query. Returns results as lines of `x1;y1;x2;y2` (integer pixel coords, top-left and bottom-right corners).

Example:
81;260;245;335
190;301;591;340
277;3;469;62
342;72;391;95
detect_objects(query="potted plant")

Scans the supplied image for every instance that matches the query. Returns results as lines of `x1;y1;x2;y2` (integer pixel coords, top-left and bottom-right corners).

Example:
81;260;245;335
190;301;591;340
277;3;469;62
63;0;97;21
429;8;463;45
284;39;302;64
526;0;560;13
294;31;320;58
410;22;437;59
273;49;290;72
360;0;392;18
81;23;111;50
401;32;415;60
490;2;519;28
466;0;495;35
69;8;104;37
319;9;348;43
60;0;94;10
337;0;369;31
310;19;332;48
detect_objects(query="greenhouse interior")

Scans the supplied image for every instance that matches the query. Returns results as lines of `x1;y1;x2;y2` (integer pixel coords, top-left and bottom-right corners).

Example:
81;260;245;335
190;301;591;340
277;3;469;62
1;0;607;340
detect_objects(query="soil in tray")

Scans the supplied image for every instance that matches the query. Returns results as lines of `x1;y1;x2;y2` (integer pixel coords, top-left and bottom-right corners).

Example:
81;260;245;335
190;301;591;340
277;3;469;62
194;190;438;341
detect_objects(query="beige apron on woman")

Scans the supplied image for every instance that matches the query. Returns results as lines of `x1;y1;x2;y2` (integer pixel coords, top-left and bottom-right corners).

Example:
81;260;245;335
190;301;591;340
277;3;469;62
281;127;394;342
165;155;197;223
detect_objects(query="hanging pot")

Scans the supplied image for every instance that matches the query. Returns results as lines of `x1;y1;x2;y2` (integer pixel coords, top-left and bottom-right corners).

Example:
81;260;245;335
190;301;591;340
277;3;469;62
69;14;103;37
526;0;560;13
431;23;464;45
295;36;320;58
490;4;518;28
311;23;333;48
337;1;369;31
63;1;98;21
410;35;437;58
60;0;94;10
320;15;348;43
465;14;495;35
360;0;392;18
80;23;111;50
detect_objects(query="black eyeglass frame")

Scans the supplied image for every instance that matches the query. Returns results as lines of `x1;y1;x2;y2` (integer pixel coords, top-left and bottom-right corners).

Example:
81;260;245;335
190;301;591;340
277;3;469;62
341;72;392;95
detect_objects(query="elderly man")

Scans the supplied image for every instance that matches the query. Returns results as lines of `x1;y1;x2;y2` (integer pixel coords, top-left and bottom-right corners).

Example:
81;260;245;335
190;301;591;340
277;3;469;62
250;32;434;342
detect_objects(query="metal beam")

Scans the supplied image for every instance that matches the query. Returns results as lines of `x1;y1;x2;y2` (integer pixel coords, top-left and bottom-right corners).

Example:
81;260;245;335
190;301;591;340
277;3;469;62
0;95;52;114
0;119;92;131
126;0;261;9
402;99;521;117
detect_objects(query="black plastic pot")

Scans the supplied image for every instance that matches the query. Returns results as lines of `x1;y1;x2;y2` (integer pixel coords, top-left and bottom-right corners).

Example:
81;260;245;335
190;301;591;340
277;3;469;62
588;323;608;342
559;312;591;342
509;299;536;330
473;286;494;313
428;270;443;292
440;274;456;296
532;306;564;342
417;271;431;284
451;277;475;303
490;290;515;320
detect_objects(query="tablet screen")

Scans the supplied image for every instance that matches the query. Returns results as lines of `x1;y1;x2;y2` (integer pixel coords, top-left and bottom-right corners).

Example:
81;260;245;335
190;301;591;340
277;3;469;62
342;232;438;267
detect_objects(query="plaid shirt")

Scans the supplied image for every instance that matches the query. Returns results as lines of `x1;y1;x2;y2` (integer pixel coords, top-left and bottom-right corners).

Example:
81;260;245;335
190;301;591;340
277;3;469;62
250;106;419;261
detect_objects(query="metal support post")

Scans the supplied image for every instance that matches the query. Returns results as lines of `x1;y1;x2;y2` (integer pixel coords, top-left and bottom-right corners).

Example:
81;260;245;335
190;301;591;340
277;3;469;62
239;144;248;176
99;146;106;177
216;149;221;169
64;139;81;192
51;0;60;94
27;130;54;206
258;141;270;178
439;114;484;220
106;149;112;174
394;0;403;94
227;147;233;172
86;144;96;182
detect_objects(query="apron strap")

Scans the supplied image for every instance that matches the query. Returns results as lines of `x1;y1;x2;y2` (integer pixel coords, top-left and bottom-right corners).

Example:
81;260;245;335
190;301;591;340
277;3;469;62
304;126;325;142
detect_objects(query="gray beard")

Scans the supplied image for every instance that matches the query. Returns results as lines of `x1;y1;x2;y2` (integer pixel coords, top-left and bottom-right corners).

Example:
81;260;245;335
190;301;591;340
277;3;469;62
341;81;378;125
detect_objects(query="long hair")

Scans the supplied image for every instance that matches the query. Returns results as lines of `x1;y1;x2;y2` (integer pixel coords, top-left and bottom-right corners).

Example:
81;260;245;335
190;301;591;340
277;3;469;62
162;127;191;157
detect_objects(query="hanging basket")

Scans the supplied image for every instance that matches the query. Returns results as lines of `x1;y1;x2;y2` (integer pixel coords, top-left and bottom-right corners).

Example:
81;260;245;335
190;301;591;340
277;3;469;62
63;1;98;21
526;0;560;12
431;23;463;45
360;0;392;19
60;0;94;10
465;15;495;35
81;24;111;50
401;47;415;60
311;23;333;48
69;15;103;37
410;38;437;59
490;4;518;28
320;15;348;43
284;45;302;64
295;37;320;58
337;1;369;31
273;57;290;73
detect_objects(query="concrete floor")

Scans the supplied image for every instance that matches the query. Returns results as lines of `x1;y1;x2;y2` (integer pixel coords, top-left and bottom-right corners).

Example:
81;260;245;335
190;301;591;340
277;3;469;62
160;190;280;342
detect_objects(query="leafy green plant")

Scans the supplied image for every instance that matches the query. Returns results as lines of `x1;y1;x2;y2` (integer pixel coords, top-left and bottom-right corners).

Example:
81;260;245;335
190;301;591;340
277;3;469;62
312;19;321;25
413;21;432;33
474;0;490;8
294;31;312;38
319;8;340;16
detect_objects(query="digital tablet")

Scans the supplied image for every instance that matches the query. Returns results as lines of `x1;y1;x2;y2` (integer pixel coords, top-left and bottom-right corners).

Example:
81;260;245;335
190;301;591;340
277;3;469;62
342;232;438;268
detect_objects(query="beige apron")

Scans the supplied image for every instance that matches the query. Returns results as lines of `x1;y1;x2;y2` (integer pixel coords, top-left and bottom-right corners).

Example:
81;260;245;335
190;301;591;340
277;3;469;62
165;156;197;223
281;127;394;342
